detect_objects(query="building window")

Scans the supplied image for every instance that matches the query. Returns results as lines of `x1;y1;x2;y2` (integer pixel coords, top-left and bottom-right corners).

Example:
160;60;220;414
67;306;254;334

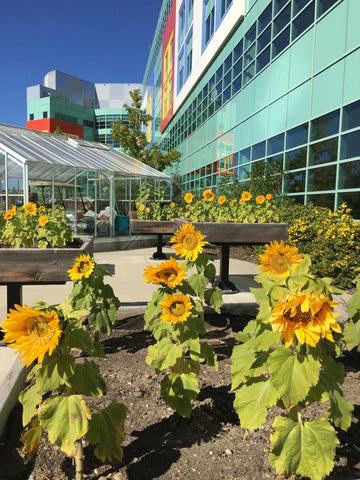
29;114;34;121
178;50;185;91
179;2;185;45
43;112;48;119
219;0;232;19
187;0;194;25
204;0;215;45
185;33;193;78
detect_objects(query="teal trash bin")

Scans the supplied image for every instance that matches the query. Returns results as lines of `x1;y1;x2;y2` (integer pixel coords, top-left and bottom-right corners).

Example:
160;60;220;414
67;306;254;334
115;215;129;232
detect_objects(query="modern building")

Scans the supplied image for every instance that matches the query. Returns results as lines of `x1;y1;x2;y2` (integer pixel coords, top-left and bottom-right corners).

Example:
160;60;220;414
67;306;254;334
26;70;141;149
142;0;360;218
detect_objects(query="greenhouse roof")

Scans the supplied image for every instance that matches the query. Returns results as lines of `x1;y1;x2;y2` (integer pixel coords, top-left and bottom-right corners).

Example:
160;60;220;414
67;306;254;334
0;124;171;180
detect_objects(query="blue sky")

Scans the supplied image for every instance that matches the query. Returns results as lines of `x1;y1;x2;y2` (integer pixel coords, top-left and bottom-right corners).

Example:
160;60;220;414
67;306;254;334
0;0;163;127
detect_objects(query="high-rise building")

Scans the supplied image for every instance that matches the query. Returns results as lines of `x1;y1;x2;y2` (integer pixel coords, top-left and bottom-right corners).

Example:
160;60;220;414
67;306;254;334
26;70;141;149
142;0;360;218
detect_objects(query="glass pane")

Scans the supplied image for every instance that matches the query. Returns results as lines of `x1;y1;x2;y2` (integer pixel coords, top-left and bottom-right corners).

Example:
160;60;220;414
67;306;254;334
338;192;360;219
272;26;290;58
232;74;242;95
307;165;336;191
232;58;242;78
258;3;272;33
273;4;291;36
267;154;284;170
274;0;289;15
342;100;360;131
245;22;256;48
256;46;270;73
224;52;232;72
215;64;223;83
285;170;305;192
293;0;311;16
292;1;315;41
338;160;360;189
317;0;338;18
310;109;340;140
286;123;308;148
285;146;307;169
233;39;243;61
267;133;284;155
252;141;266;160
244;43;256;67
257;25;271;52
307;193;335;210
243;62;255;84
309;138;338;165
240;147;251;164
223;71;231;89
340;130;360;160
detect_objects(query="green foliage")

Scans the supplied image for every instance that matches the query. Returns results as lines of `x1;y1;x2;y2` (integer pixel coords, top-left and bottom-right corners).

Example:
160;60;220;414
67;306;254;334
343;277;360;350
143;238;222;417
7;258;126;479
280;202;360;289
231;256;355;480
111;88;180;171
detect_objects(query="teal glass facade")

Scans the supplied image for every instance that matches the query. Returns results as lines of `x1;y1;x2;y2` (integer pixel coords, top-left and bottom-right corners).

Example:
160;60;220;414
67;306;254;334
143;0;360;218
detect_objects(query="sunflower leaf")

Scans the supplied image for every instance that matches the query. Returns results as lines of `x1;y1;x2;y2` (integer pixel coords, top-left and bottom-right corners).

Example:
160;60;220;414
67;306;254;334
65;325;105;358
85;400;127;463
161;371;200;417
39;395;91;456
21;417;43;461
146;337;183;372
233;377;278;429
268;347;321;409
347;290;360;319
71;360;107;397
231;343;268;390
36;351;76;394
269;416;338;480
204;263;216;283
343;319;360;351
19;384;42;426
204;287;223;313
187;273;210;297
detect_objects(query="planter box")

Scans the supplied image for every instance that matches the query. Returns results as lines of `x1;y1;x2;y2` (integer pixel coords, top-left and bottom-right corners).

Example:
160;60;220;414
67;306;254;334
175;219;288;244
130;219;174;235
0;236;93;284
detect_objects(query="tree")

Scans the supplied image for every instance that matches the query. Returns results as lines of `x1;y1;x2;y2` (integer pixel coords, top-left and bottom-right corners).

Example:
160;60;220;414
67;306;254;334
111;89;180;171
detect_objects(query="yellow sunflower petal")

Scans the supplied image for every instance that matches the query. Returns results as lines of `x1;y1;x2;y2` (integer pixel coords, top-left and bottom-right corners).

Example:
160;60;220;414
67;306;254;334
2;305;62;367
171;223;207;262
259;240;304;277
143;257;187;288
68;254;95;281
159;293;193;324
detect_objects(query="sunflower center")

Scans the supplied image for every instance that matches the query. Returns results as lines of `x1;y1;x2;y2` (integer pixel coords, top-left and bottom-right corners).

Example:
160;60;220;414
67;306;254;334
157;268;177;283
183;233;198;250
26;317;55;344
78;261;91;274
270;254;290;274
284;308;312;324
170;301;186;317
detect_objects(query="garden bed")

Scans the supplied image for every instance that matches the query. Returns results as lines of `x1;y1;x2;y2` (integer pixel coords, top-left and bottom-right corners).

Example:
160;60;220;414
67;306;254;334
1;310;359;480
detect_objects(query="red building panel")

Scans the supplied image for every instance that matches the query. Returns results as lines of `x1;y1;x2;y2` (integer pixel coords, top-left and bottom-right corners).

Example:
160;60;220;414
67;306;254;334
26;118;84;138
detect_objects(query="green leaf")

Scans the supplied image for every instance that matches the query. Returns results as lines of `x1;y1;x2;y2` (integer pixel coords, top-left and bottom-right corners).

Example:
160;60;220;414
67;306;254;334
66;326;105;358
146;337;183;372
19;384;42;426
39;395;91;456
88;305;117;334
233;377;278;429
199;342;218;370
86;400;127;463
347;290;360;319
204;287;223;313
204;263;216;283
231;344;268;390
343;319;360;351
161;371;200;417
186;314;206;333
269;347;321;409
71;360;107;396
188;273;209;297
21;417;43;461
269;416;339;480
36;352;76;393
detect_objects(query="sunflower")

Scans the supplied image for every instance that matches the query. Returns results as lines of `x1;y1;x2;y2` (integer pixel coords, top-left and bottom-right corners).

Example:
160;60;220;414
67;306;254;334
159;293;193;324
38;205;46;212
184;192;194;204
138;204;145;212
203;189;215;202
241;191;252;202
143;257;187;288
266;193;273;201
4;208;15;220
218;195;226;205
23;202;37;217
170;202;176;208
268;292;341;347
171;223;207;261
68;254;95;281
2;305;62;367
256;195;265;204
38;215;49;227
259;240;304;277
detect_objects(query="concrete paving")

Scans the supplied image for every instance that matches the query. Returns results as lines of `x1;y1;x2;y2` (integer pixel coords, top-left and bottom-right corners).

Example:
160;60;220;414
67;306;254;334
0;242;352;439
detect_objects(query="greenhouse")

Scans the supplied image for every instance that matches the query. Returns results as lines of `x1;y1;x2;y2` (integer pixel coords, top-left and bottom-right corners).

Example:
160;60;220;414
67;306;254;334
0;124;172;237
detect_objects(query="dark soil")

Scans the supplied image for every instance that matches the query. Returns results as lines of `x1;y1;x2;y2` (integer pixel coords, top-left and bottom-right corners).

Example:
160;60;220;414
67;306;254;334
1;309;359;480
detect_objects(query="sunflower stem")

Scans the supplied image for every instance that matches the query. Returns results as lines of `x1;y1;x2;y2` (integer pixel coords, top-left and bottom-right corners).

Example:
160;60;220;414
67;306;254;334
74;439;84;480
